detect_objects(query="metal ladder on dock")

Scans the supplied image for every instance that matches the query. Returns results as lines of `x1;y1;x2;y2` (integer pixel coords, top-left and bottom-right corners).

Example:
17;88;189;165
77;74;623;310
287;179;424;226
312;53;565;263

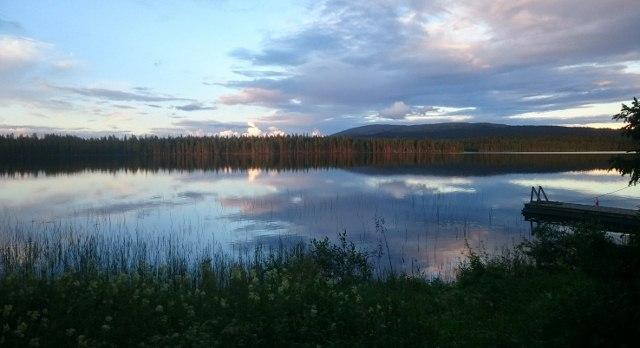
530;186;549;202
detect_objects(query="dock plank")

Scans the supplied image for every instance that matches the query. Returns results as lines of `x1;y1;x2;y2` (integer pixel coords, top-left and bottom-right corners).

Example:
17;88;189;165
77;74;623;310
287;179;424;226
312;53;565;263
522;201;640;233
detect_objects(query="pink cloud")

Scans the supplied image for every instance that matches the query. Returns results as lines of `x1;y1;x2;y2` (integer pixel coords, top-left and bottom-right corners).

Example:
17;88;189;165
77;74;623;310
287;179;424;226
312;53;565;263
217;88;285;106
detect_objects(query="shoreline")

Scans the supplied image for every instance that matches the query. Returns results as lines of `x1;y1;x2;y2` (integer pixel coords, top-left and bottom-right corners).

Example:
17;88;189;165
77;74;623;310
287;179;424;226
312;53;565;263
462;151;633;155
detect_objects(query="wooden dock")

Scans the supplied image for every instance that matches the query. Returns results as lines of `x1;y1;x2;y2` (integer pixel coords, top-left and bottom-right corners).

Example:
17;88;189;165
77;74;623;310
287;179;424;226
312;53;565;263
522;186;640;233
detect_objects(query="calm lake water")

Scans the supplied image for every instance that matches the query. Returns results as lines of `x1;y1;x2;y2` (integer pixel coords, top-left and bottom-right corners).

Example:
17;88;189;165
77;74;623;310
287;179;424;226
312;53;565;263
1;154;639;277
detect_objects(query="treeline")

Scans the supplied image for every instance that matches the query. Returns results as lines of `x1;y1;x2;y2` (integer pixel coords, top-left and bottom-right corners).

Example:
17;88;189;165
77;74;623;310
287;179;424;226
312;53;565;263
0;133;634;158
0;153;619;178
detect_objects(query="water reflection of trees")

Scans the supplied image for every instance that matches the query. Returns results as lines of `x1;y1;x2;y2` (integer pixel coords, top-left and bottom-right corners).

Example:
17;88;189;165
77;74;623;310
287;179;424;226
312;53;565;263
0;153;624;177
611;154;640;185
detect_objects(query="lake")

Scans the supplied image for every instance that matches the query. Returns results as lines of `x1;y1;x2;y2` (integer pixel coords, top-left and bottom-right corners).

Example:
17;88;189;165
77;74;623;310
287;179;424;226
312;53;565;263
1;153;638;278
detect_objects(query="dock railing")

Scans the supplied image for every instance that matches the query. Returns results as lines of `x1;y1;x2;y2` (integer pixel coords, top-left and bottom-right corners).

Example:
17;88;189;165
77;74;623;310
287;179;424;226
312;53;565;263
530;186;549;202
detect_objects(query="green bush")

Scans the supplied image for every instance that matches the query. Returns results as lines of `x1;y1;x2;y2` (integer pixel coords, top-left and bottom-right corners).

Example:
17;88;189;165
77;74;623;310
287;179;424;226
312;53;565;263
1;226;639;346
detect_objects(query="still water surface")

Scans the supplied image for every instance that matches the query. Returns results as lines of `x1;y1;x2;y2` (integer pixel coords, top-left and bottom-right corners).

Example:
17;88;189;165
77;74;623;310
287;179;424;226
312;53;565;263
1;154;639;277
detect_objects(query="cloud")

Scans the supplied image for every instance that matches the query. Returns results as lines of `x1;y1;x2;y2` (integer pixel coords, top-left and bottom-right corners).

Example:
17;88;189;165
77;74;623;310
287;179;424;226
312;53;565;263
174;102;216;112
0;36;47;71
0;35;86;116
372;102;471;122
152;119;246;136
246;122;285;137
152;119;285;137
231;69;290;78
217;129;238;137
0;18;23;33
112;104;136;110
3;1;639;135
0;123;131;137
51;59;78;70
217;87;287;106
54;85;192;102
173;119;245;129
254;110;315;126
378;101;412;120
507;101;624;122
223;0;640;132
229;29;341;66
0;28;206;135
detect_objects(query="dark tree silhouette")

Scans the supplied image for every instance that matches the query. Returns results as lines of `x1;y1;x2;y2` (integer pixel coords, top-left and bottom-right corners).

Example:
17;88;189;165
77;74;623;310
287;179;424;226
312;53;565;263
0;131;632;160
613;97;640;148
611;97;640;185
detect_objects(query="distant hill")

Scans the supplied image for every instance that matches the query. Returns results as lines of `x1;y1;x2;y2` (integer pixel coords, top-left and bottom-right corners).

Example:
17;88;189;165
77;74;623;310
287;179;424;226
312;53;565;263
332;122;622;139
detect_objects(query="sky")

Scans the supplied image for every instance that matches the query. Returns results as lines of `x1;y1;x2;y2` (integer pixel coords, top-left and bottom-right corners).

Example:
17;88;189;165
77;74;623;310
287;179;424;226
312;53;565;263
0;0;639;137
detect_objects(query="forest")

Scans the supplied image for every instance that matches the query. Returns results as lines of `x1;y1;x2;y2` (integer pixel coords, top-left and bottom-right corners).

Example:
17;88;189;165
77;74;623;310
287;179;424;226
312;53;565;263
0;132;634;159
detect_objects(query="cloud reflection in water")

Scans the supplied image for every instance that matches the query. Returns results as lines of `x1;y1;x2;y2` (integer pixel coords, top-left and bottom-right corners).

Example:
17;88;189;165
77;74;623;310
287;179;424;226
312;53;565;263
1;166;639;278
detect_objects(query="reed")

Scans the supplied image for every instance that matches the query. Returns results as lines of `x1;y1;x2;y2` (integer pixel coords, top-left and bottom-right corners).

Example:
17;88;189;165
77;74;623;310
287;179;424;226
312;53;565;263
1;224;638;346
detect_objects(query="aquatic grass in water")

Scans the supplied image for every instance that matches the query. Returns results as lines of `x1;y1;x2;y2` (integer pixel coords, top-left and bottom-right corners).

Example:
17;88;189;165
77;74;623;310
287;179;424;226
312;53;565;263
4;159;640;282
1;222;639;346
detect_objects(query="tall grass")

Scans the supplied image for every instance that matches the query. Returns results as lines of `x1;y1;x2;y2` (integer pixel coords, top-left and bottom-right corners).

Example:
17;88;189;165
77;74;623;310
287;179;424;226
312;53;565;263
1;223;639;346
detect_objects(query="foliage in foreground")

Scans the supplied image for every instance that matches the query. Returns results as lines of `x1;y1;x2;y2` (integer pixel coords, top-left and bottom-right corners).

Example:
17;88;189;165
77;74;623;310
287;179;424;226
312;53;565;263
1;228;639;347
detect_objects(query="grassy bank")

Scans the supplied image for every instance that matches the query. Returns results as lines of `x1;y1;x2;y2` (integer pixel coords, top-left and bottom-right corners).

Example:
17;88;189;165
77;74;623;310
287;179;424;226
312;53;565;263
1;228;639;347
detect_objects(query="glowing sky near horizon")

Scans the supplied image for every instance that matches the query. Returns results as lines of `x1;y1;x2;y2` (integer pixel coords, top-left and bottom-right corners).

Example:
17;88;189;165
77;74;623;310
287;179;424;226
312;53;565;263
0;0;639;136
